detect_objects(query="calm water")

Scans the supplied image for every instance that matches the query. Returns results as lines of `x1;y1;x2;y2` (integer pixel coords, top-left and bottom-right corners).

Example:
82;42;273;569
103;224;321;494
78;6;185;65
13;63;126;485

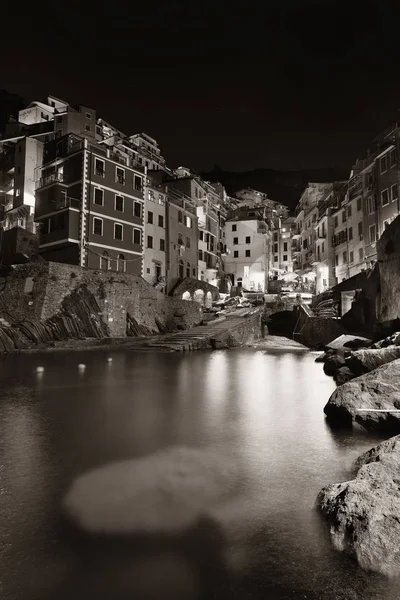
0;348;398;600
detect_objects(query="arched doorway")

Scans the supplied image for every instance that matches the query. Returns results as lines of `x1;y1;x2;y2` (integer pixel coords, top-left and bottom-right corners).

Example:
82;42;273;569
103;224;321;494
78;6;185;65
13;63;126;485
182;291;191;301
205;291;212;309
117;253;126;272
193;289;205;305
100;251;110;270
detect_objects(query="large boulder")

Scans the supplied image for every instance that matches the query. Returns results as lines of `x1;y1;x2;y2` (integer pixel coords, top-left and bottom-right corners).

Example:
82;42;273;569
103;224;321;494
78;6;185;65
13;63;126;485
345;346;400;376
317;435;400;576
324;359;400;433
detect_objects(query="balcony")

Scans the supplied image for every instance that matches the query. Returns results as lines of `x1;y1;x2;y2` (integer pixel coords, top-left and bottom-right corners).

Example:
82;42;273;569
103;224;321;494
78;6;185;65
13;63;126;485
36;172;64;190
56;196;81;210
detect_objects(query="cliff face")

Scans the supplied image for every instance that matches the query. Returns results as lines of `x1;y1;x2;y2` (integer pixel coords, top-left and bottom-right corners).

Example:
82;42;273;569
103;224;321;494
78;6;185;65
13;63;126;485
201;167;349;211
377;215;400;324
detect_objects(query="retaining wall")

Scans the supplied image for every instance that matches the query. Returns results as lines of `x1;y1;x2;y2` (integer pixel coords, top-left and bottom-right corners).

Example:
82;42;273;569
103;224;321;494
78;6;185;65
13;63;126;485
0;262;202;338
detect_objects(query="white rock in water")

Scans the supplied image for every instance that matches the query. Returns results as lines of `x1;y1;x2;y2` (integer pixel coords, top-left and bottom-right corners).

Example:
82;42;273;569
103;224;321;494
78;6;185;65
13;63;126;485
63;445;242;535
78;364;86;370
107;357;113;363
36;366;45;373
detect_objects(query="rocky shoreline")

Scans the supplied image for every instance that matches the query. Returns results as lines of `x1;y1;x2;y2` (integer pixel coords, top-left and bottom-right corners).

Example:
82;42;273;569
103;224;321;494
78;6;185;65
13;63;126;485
316;331;400;576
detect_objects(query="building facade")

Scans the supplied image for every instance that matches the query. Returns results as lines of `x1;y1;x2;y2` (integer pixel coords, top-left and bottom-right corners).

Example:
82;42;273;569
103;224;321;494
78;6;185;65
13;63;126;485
224;206;273;292
34;133;145;275
143;182;167;289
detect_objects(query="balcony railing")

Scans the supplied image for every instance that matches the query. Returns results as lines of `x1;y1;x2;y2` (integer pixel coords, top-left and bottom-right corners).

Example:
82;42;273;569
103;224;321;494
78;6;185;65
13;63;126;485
53;196;81;211
36;172;64;189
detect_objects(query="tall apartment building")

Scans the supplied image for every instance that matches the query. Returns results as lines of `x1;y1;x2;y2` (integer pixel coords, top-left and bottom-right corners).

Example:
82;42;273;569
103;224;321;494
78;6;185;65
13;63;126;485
293;183;336;292
313;185;340;294
153;167;222;286
224;205;274;292
143;181;167;289
352;124;399;269
271;216;296;275
165;187;199;293
34;133;145;274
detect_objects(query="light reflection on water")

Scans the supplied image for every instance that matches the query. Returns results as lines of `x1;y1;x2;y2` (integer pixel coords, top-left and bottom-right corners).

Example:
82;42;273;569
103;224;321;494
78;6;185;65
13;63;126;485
0;348;398;600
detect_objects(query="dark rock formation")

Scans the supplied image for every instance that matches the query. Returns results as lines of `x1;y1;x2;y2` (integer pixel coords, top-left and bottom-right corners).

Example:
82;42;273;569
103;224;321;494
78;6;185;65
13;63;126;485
333;366;355;386
372;332;400;349
346;347;400;376
317;435;400;576
323;352;346;376
324;359;400;433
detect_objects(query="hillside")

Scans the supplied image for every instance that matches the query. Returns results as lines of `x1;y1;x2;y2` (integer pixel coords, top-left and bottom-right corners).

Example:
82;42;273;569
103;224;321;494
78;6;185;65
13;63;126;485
201;166;349;213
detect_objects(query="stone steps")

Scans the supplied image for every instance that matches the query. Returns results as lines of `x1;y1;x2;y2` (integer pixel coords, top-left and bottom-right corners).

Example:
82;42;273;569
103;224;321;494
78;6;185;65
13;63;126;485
126;311;261;352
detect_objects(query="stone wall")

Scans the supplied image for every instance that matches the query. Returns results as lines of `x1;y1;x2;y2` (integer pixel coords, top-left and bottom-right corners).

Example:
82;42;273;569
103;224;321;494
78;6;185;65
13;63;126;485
293;304;346;348
0;262;202;336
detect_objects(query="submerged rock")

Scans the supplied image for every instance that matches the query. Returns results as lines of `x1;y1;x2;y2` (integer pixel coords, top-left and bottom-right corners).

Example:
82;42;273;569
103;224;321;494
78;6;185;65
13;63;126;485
324;359;400;433
63;445;243;536
317;435;400;576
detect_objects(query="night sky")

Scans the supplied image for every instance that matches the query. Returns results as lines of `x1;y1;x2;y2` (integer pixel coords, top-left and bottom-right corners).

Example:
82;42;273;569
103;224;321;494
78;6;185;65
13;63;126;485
2;0;400;173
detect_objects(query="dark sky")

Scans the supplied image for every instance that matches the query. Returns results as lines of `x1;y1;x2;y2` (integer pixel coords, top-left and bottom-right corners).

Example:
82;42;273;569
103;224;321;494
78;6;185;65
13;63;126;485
2;0;400;173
